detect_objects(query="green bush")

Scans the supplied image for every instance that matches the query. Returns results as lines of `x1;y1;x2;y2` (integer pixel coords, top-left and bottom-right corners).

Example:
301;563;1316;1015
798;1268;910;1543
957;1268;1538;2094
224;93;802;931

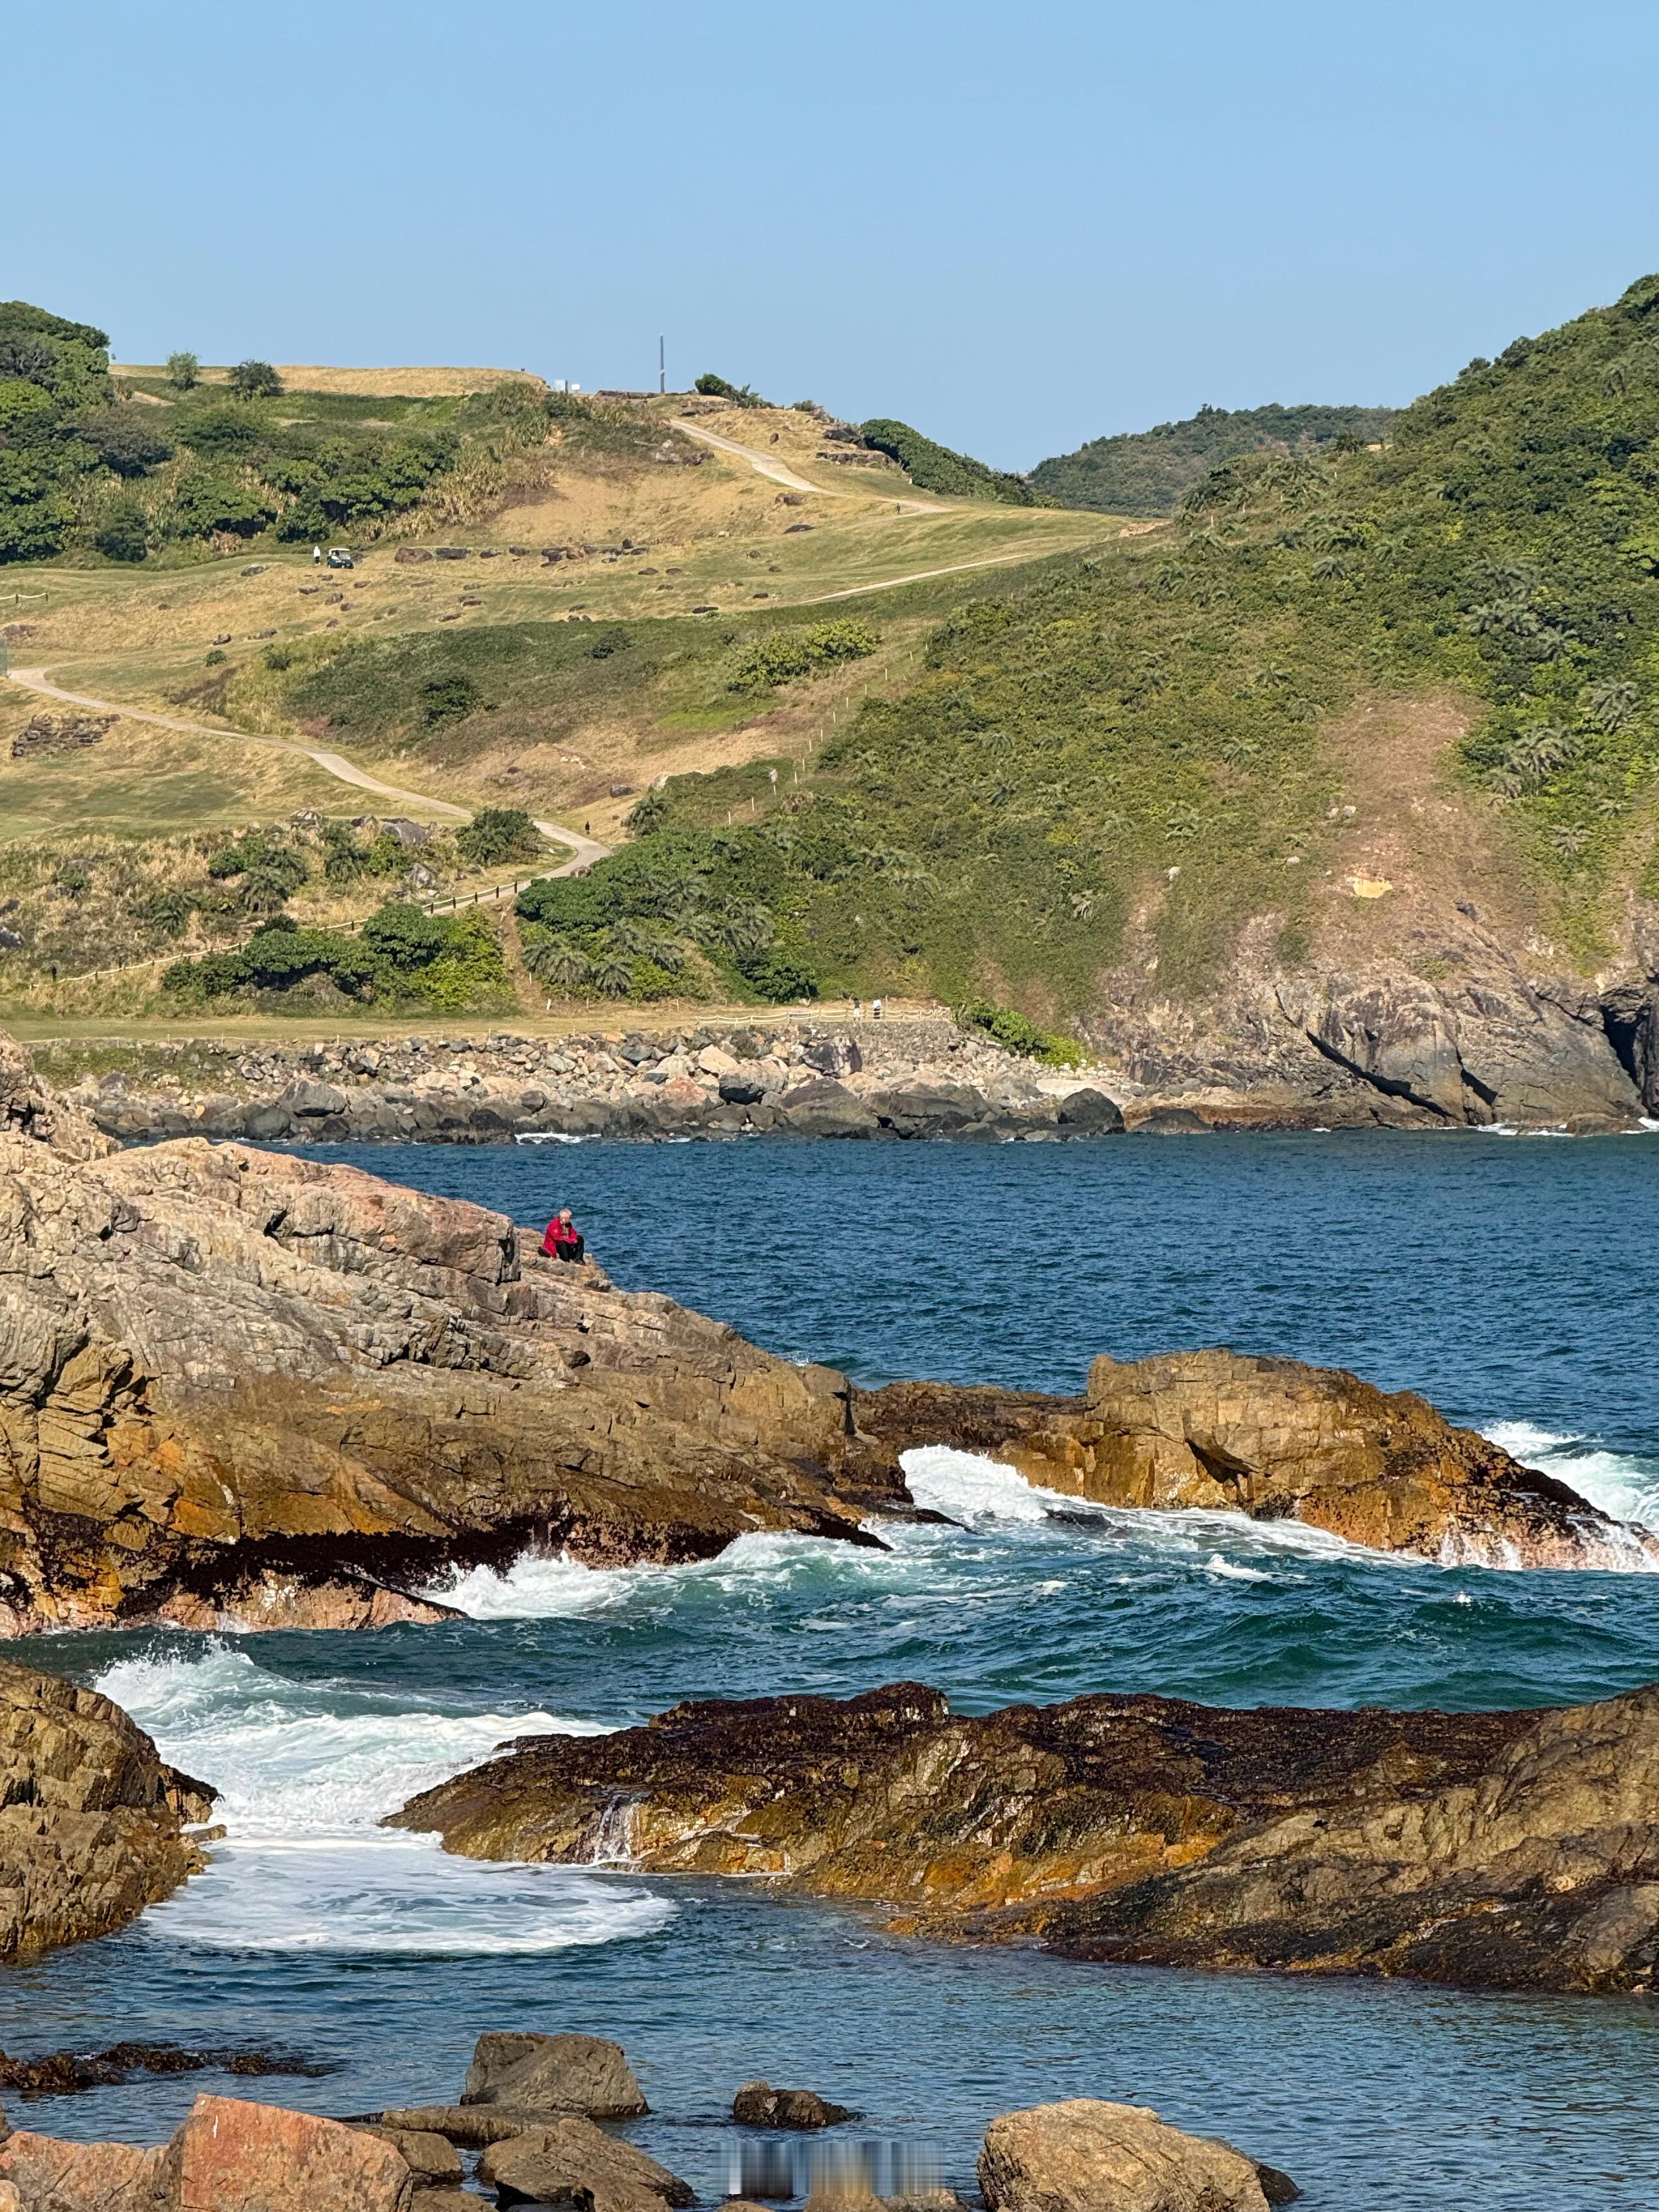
956;998;1084;1065
455;806;540;865
726;620;879;693
94;499;149;562
165;351;199;391
859;418;1036;505
693;372;764;407
229;360;283;397
423;671;479;723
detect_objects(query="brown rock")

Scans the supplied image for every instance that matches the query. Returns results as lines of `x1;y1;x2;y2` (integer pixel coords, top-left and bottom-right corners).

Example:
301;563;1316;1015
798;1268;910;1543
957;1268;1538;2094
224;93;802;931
393;1677;1659;1997
0;2129;167;2210
0;1039;901;1634
377;2106;549;2148
979;2100;1273;2212
856;1346;1654;1569
359;2129;463;2183
462;2032;647;2118
0;1661;213;1957
733;2081;851;2130
476;2115;693;2211
160;2095;413;2211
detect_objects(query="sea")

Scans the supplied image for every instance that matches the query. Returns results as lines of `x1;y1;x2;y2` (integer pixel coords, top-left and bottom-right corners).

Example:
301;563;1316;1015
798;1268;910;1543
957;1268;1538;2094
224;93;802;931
8;1130;1659;2209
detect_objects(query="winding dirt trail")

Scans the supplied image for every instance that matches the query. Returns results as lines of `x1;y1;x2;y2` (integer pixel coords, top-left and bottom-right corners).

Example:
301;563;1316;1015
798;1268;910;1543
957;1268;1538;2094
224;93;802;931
4;667;609;875
670;418;947;512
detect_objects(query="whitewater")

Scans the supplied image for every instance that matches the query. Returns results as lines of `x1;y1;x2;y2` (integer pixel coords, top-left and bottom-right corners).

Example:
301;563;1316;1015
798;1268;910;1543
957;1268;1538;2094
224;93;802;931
9;1130;1659;2210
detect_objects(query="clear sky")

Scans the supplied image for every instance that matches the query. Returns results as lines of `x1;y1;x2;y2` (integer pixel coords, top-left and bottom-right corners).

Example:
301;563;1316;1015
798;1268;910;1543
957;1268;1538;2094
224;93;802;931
10;0;1659;469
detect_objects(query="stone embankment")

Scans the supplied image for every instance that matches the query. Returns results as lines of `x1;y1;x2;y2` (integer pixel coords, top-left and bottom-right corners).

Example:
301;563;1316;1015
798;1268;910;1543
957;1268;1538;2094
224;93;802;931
61;1018;1127;1146
392;1677;1659;1999
0;2035;1299;2211
0;1660;213;1960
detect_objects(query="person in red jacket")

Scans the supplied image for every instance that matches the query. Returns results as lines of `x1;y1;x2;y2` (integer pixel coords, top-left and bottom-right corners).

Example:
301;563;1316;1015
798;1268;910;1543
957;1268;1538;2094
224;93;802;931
541;1207;584;1263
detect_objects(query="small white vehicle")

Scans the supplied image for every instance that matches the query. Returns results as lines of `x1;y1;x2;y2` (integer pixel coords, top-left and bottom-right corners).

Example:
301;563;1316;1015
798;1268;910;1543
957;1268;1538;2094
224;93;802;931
326;547;356;569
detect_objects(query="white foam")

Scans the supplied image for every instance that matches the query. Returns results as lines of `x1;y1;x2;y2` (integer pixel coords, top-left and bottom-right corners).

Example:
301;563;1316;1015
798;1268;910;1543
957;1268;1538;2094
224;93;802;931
436;1528;902;1621
902;1444;1076;1523
1483;1419;1659;1531
97;1645;673;1955
1205;1554;1274;1582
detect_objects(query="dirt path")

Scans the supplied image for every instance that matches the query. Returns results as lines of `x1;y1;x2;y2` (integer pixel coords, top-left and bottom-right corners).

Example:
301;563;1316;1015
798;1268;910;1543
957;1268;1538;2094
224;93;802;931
5;667;610;876
670;419;947;512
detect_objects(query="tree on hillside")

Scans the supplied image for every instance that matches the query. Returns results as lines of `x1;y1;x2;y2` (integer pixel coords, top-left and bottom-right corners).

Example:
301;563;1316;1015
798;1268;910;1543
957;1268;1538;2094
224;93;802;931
165;351;200;390
93;498;149;563
228;359;283;398
695;372;764;407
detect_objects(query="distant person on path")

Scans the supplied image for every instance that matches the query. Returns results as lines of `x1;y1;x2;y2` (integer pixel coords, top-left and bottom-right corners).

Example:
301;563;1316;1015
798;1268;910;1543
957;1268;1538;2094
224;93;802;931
541;1207;584;1263
851;996;862;1017
312;544;323;564
872;996;884;1020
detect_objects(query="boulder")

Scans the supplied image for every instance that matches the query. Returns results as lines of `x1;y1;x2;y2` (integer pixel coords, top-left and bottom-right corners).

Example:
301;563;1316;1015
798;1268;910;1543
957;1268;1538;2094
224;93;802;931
0;1662;214;1957
476;2115;692;2212
358;2130;463;2183
462;2032;647;2118
1054;1088;1125;1133
979;2100;1274;2212
159;2096;414;2210
776;1080;879;1138
733;2080;852;2130
1130;1107;1210;1135
867;1084;986;1137
0;2130;167;2210
718;1073;766;1107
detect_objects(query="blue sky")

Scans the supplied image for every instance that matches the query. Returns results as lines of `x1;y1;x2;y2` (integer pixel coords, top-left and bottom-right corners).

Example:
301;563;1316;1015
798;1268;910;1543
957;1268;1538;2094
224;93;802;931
10;1;1659;467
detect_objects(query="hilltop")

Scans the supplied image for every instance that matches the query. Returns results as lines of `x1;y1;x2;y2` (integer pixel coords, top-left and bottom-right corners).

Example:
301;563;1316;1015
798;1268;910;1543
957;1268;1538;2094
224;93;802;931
1033;400;1400;515
12;283;1659;1130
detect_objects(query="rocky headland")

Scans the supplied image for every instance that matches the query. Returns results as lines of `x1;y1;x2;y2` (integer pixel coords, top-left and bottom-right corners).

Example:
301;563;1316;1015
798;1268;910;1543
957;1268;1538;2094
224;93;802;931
390;1677;1659;1998
0;1660;212;1960
0;1033;1648;1634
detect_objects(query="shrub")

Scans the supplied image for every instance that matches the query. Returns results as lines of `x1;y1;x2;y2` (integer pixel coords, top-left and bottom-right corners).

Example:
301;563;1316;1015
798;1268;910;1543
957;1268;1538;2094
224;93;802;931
957;998;1084;1065
693;372;764;407
80;406;174;477
422;671;479;723
726;619;879;693
228;359;283;398
171;469;276;538
859;418;1036;505
165;351;200;390
94;499;149;562
455;806;540;865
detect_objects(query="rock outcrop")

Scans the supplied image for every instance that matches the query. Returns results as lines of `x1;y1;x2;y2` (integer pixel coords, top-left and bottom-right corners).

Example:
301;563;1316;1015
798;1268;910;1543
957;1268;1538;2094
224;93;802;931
732;2080;852;2130
857;1348;1654;1570
0;1045;903;1633
475;2117;692;2212
980;2099;1283;2212
0;1660;213;1958
390;1678;1659;1996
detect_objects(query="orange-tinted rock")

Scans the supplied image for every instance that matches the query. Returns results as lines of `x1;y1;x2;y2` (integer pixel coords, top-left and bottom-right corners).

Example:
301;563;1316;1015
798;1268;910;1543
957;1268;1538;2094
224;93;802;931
0;2128;166;2210
161;2095;413;2211
857;1347;1653;1568
0;1661;213;1958
979;2100;1273;2212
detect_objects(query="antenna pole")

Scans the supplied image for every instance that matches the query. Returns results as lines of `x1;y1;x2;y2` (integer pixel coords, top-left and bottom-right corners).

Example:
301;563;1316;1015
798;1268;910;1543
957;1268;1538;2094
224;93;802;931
659;336;665;395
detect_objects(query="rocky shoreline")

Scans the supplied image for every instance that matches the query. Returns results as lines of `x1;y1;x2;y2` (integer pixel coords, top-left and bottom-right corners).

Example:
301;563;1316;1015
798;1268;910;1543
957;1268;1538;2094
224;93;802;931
0;2032;1301;2211
39;996;1659;1142
1;1031;1650;1639
392;1677;1659;1999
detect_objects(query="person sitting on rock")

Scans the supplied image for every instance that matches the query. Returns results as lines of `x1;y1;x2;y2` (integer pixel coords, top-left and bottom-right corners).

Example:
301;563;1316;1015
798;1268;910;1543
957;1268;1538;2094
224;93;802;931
541;1207;584;1263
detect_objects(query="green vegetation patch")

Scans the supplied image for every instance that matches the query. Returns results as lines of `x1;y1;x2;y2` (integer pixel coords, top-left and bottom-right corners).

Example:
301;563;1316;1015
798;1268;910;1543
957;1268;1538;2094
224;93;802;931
1032;402;1400;517
164;900;510;1013
859;418;1039;505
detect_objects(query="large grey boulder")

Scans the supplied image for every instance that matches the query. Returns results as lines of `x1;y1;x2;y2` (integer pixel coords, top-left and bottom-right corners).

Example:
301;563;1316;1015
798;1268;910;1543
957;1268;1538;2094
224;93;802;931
776;1080;879;1137
462;2032;648;2118
476;2115;692;2212
979;2099;1283;2212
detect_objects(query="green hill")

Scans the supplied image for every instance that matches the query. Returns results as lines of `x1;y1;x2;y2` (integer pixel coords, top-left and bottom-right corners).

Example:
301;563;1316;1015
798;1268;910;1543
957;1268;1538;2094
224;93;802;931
859;417;1040;504
532;274;1659;1038
1032;400;1400;516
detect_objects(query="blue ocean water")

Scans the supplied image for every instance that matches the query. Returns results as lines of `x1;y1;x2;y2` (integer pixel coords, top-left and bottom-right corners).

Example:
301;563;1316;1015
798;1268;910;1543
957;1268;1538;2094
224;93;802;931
7;1132;1659;2208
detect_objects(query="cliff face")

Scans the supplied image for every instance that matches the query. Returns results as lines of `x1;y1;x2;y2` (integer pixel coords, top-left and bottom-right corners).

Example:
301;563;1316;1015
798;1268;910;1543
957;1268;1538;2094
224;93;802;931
390;1678;1659;1996
859;1347;1655;1570
0;1043;901;1634
0;1659;213;1957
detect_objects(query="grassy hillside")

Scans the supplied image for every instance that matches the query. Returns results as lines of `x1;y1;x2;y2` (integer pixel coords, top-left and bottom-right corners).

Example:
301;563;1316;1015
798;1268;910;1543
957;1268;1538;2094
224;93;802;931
506;274;1659;1017
1033;401;1399;516
858;419;1040;505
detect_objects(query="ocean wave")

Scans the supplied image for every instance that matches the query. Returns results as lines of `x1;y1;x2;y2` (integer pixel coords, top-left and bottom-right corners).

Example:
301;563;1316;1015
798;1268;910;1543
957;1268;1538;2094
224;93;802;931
94;1644;670;1955
435;1528;910;1621
1482;1420;1659;1530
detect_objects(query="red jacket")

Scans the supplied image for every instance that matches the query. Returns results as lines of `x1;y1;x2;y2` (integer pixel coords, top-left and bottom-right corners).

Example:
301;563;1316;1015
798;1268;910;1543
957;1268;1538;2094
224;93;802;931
542;1218;578;1254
